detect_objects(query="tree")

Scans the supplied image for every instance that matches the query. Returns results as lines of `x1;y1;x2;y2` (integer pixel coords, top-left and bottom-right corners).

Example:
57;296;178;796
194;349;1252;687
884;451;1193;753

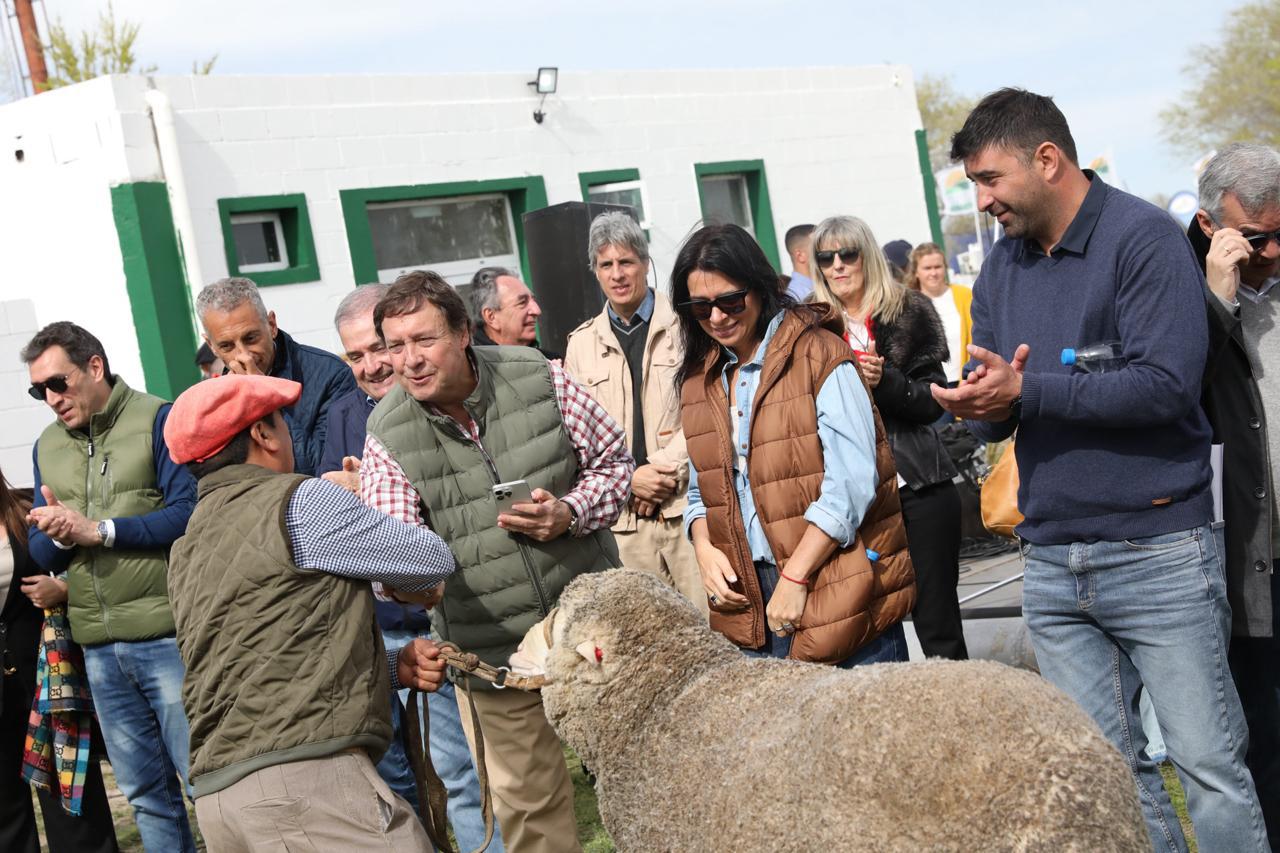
1159;0;1280;154
917;73;978;173
42;2;215;90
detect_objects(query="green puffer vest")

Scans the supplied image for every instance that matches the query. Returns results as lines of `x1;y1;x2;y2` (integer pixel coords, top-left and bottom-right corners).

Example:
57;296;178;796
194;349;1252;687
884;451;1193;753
36;379;172;645
167;465;390;797
367;346;619;686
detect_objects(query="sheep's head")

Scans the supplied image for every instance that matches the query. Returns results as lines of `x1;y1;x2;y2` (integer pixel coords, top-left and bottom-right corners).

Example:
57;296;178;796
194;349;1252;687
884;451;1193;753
510;568;738;767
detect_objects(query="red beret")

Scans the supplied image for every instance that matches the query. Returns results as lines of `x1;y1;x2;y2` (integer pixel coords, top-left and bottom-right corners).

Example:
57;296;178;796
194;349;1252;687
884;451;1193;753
166;374;301;464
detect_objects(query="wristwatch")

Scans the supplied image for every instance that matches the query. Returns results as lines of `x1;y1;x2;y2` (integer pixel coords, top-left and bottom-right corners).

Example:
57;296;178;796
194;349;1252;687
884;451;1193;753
96;520;112;548
565;504;582;537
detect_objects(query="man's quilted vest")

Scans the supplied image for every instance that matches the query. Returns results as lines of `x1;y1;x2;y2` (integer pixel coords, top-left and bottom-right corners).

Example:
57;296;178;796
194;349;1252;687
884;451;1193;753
681;307;916;662
367;346;619;685
167;465;390;797
36;379;172;645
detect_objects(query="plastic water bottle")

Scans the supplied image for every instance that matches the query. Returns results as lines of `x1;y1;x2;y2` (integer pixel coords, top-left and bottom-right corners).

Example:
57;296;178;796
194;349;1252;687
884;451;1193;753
1061;341;1126;374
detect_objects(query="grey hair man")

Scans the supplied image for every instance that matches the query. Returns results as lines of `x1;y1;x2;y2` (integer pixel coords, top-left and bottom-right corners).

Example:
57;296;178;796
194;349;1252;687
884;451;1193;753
1194;142;1280;848
195;277;354;476
468;267;560;359
564;211;706;615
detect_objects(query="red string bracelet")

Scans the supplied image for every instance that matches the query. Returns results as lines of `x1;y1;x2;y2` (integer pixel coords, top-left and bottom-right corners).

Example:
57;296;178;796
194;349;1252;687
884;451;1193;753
780;570;809;586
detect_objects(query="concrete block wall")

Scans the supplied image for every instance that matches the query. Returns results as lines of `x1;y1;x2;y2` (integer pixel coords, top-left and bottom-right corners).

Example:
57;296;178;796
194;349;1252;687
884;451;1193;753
0;300;53;488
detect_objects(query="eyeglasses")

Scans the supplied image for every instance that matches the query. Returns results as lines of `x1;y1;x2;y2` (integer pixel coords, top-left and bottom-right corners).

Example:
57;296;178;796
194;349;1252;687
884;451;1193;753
28;373;74;401
678;289;751;321
815;247;860;268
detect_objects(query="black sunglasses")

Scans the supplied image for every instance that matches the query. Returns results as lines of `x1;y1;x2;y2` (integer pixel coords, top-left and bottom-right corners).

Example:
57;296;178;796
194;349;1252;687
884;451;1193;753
815;247;860;268
28;374;73;401
678;289;751;321
1242;229;1280;253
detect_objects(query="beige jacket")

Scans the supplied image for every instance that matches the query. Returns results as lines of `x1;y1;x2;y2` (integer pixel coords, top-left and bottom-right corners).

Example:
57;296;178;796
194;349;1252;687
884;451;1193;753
565;290;689;531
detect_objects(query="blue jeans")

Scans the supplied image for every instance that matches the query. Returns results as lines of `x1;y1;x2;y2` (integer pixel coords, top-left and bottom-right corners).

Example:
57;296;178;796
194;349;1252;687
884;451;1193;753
82;637;196;853
742;561;909;666
1229;563;1280;850
1021;524;1267;853
380;630;504;853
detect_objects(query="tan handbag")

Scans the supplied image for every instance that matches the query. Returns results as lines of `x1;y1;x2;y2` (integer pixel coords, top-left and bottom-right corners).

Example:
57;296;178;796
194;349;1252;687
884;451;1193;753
980;439;1023;538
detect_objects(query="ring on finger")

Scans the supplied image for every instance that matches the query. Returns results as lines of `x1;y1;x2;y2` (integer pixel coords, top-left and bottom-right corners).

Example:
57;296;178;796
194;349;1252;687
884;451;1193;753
708;593;719;605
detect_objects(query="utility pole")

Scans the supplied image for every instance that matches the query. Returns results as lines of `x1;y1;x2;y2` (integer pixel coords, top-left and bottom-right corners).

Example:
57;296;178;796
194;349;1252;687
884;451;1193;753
13;0;47;93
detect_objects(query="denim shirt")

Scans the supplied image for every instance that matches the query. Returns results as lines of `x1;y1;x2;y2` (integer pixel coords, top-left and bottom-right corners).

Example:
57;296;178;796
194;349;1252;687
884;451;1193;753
684;312;879;564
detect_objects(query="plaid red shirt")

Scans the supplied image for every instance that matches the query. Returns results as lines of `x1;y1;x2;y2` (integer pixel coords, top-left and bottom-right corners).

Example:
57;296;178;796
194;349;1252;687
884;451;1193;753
360;358;634;536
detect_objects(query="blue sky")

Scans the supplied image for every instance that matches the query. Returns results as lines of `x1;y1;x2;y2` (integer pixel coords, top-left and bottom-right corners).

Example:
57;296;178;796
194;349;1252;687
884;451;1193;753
7;0;1230;200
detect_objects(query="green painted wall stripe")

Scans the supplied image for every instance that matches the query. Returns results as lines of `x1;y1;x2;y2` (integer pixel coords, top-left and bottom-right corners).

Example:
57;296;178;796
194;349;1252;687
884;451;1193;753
578;168;641;201
340;177;550;285
915;129;946;248
217;193;320;287
111;182;200;400
693;159;781;270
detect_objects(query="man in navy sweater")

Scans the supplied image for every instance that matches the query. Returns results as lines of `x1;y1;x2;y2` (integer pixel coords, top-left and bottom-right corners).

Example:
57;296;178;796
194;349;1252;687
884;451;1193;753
319;284;503;853
934;88;1266;852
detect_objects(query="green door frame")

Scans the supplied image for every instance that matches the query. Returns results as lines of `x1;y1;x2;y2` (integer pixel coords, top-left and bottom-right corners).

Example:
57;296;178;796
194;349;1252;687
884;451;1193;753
693;159;781;270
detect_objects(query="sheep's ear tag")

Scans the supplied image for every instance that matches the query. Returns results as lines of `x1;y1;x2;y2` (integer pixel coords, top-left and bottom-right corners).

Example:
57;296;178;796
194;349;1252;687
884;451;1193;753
575;640;602;666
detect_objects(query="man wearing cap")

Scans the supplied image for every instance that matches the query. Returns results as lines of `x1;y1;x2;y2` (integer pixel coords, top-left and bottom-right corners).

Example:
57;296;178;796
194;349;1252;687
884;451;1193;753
196;277;355;476
22;321;199;853
361;270;633;853
320;284;503;853
165;373;456;851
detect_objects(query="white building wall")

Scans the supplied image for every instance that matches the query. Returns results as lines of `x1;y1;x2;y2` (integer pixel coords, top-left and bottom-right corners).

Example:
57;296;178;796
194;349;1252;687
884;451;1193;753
139;66;930;352
0;66;932;473
0;300;49;487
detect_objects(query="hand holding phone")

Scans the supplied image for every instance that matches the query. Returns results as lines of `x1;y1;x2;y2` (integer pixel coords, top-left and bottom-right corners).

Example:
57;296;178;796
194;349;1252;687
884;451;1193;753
492;480;534;516
495;483;574;542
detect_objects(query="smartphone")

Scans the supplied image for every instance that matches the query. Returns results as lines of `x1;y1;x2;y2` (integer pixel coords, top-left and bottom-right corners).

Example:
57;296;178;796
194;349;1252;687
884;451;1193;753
492;479;534;516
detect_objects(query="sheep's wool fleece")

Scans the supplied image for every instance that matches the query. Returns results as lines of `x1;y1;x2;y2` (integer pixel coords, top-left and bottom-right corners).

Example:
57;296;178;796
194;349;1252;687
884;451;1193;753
541;569;1149;853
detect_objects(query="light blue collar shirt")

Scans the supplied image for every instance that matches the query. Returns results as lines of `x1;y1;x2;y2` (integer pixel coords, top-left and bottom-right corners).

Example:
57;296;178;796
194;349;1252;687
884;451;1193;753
684;311;879;565
607;288;655;327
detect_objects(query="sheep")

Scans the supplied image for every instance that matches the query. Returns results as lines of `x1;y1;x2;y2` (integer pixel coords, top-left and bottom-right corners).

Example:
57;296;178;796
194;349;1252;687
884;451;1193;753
510;568;1150;853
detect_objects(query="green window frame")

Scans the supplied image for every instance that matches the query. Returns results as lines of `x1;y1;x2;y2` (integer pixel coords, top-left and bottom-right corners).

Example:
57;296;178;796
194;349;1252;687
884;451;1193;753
694;159;781;270
216;193;320;287
339;177;550;285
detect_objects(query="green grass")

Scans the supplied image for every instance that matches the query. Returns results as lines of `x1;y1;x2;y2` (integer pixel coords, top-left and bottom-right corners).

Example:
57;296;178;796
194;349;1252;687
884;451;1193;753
1160;761;1198;852
566;746;614;852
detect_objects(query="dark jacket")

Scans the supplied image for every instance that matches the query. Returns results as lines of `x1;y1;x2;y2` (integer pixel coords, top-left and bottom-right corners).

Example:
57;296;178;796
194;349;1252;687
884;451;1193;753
318;387;432;635
1190;221;1274;638
472;327;563;362
1;530;43;722
872;290;959;491
267;328;356;477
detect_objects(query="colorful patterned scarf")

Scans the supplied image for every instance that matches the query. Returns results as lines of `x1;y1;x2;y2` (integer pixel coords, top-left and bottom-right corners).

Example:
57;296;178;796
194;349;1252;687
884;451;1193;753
21;605;95;816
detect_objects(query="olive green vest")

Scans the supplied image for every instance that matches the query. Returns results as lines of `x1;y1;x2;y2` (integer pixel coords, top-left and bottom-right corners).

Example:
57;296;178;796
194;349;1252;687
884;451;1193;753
35;379;171;645
167;465;390;797
367;346;618;685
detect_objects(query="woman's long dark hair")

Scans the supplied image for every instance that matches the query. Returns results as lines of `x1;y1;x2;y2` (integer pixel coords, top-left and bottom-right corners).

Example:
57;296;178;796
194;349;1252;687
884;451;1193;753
671;224;796;387
0;466;31;547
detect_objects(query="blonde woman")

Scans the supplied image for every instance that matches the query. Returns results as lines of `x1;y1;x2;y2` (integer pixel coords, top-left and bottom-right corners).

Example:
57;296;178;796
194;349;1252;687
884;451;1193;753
809;216;968;660
905;242;973;384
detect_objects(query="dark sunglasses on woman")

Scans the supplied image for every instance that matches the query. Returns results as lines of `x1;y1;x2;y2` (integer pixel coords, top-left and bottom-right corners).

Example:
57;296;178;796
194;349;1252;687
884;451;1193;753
815;247;860;268
678;289;751;321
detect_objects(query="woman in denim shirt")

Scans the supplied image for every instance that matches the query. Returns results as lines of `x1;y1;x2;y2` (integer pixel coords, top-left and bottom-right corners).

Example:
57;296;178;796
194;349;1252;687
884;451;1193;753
674;224;913;666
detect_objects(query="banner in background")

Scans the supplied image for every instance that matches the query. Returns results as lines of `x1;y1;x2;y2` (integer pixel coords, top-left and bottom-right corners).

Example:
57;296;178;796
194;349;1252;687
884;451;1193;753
935;166;976;216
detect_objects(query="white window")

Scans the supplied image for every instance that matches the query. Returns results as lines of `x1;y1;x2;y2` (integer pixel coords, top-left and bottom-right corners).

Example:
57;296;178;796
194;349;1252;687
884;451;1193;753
587;180;650;229
366;193;521;285
230;212;289;273
698;174;754;235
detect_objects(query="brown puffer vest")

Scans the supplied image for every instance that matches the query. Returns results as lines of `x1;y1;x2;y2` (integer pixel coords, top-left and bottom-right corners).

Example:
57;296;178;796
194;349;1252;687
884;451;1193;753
682;305;915;662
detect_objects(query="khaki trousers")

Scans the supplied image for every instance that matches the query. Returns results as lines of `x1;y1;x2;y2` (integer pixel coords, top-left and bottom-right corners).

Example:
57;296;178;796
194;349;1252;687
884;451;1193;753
454;686;580;853
193;750;430;852
615;514;709;617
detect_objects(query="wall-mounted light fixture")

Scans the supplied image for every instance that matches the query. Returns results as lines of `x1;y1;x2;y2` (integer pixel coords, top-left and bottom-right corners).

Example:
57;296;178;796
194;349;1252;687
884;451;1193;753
528;67;558;124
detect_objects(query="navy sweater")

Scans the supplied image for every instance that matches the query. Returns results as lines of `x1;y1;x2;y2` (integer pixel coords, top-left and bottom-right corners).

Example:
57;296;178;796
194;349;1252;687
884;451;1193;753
967;175;1213;544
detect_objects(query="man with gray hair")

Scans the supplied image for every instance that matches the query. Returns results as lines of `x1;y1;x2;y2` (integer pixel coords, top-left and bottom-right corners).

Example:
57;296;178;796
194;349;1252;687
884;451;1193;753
196;277;354;476
1194;142;1280;847
467;267;560;359
564;211;705;614
319;284;504;852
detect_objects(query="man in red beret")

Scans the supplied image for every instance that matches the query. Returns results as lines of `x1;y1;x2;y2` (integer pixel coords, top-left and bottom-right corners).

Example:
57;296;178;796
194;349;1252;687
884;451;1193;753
164;373;455;851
